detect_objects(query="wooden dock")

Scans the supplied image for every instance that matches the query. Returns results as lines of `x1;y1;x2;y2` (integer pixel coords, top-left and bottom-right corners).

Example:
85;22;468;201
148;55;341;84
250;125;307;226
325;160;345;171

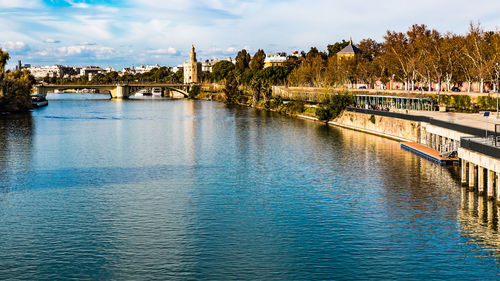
401;142;459;166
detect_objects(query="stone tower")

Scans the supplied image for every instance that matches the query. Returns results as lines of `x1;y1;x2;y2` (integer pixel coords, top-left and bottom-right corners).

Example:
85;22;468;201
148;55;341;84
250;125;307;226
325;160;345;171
184;45;202;84
190;45;196;62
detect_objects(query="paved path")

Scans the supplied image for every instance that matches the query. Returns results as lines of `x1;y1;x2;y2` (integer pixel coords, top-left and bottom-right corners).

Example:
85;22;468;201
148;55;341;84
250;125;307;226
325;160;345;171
405;110;500;132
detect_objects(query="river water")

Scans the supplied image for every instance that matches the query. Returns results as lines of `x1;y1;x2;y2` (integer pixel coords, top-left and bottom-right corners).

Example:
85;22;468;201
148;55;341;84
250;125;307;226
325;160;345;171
0;95;499;280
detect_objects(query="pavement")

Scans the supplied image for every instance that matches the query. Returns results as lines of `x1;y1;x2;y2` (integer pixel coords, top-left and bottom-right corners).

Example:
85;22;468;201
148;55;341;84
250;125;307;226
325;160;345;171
406;110;500;132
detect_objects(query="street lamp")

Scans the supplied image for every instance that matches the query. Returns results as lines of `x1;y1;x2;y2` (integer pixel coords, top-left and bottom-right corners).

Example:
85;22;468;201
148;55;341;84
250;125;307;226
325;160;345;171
496;63;499;119
437;72;441;110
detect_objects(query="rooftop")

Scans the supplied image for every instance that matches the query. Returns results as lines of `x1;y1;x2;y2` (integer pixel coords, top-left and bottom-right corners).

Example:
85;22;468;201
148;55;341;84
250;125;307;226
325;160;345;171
338;41;362;54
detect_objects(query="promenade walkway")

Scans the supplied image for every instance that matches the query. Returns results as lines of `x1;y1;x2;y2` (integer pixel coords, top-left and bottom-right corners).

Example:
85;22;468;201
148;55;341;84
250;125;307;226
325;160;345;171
404;110;500;133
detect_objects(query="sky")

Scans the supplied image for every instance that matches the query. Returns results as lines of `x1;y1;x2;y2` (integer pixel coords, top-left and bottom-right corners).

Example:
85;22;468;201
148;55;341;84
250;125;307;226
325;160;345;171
1;0;499;69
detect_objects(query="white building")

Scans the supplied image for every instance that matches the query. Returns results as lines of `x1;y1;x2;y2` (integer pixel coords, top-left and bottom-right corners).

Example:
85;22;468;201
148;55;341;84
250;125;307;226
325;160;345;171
80;66;106;76
172;65;184;73
264;53;287;68
28;65;64;79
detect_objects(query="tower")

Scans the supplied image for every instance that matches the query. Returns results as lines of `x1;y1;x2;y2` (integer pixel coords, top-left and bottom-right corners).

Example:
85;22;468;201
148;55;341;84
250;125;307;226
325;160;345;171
184;45;202;84
190;45;196;62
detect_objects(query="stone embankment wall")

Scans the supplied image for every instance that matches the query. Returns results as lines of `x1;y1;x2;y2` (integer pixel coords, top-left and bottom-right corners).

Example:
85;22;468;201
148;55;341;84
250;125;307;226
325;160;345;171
332;111;424;142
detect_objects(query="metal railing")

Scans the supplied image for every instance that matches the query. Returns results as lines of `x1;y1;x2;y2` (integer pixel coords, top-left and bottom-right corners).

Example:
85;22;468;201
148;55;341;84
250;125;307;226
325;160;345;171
347;108;431;122
461;137;500;159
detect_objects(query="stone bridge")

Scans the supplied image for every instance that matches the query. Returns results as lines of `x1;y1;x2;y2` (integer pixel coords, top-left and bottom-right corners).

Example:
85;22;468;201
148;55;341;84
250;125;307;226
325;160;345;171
33;83;196;99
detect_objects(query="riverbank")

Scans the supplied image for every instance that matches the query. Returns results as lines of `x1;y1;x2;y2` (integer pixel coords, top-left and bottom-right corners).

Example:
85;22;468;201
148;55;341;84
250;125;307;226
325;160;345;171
199;89;416;143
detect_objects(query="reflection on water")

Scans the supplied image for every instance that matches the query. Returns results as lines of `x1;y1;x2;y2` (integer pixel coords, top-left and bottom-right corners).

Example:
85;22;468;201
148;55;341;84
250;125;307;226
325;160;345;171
1;100;500;279
0;114;33;190
458;187;500;260
46;92;111;100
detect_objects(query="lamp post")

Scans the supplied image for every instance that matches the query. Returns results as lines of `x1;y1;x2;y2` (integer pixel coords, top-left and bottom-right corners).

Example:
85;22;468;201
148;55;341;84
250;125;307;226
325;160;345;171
437;72;441;111
496;63;499;119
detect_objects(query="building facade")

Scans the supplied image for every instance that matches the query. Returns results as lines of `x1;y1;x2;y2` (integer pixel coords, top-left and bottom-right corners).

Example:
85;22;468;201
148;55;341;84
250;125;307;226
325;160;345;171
264;53;287;68
183;45;202;83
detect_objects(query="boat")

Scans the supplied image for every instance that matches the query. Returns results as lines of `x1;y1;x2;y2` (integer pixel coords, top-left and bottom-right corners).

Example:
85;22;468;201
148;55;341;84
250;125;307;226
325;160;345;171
152;88;162;96
54;89;65;94
135;89;152;96
32;95;48;108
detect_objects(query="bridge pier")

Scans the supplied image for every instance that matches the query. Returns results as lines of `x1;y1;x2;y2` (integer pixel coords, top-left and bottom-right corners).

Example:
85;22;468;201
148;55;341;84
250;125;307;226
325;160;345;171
110;85;130;99
33;86;49;96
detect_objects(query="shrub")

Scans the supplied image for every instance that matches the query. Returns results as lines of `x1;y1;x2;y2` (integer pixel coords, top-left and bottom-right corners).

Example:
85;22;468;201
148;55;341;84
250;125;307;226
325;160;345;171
188;85;200;99
316;92;354;121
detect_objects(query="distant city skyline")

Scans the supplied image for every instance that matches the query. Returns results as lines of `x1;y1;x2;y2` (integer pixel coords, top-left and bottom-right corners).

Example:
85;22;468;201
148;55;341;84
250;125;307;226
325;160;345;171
1;0;500;69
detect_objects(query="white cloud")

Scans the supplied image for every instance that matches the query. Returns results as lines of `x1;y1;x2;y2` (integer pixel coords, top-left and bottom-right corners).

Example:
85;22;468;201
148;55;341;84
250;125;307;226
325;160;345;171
0;0;39;8
44;38;60;43
146;48;178;55
56;45;114;57
1;41;29;53
65;0;90;9
3;0;500;68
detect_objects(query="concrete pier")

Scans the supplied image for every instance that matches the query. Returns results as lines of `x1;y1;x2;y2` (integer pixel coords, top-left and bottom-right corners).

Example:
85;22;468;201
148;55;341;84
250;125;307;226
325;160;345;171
469;162;476;190
459;147;500;201
461;159;468;185
497;173;500;203
488;170;495;199
478;167;484;194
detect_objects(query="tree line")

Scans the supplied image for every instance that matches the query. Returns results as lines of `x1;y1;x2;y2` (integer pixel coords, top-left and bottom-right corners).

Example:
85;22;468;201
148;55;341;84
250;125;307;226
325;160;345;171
0;49;34;113
214;22;500;96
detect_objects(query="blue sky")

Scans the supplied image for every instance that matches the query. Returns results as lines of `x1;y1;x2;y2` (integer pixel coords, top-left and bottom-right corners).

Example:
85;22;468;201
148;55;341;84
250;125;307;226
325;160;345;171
1;0;500;69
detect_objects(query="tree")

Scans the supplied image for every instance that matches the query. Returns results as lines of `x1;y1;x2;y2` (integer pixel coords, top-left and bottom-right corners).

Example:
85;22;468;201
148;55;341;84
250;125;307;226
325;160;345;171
0;48;10;74
0;51;34;113
249;49;266;71
316;93;354;121
327;40;349;57
235;49;251;73
223;72;239;104
250;77;261;104
357;38;382;61
212;61;235;81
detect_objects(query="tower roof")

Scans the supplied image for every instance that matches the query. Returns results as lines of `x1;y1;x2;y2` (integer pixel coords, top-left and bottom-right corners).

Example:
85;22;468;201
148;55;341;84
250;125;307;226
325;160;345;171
338;42;361;54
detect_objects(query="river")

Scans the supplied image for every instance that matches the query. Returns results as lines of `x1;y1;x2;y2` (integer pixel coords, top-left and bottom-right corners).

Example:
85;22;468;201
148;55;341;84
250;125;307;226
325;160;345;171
0;95;499;280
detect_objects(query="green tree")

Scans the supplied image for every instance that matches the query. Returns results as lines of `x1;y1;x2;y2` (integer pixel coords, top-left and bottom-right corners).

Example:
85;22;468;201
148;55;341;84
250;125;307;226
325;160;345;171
0;48;9;73
250;77;262;104
327;40;349;57
188;84;200;99
223;72;239;104
0;51;34;113
235;49;251;73
249;49;266;70
316;93;354;121
212;61;235;81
